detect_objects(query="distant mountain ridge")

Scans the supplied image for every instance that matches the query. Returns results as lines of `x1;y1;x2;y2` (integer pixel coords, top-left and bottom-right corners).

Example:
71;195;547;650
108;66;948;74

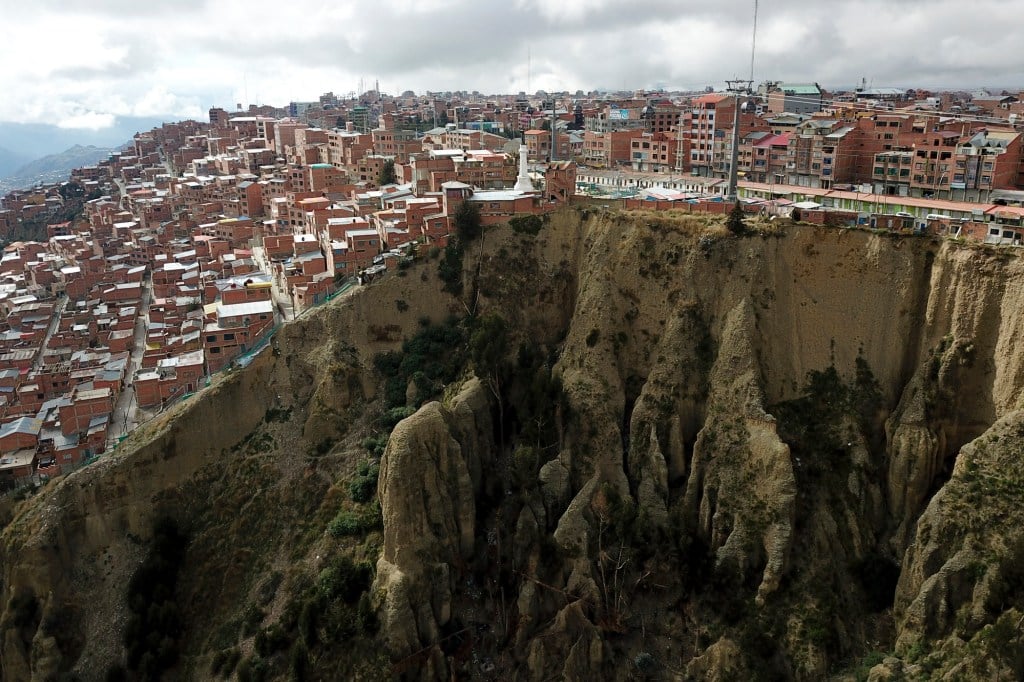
0;117;167;158
9;144;115;178
0;145;30;178
0;144;117;193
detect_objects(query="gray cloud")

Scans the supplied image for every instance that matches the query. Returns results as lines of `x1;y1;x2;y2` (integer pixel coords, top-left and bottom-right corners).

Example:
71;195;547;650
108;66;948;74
1;0;1023;130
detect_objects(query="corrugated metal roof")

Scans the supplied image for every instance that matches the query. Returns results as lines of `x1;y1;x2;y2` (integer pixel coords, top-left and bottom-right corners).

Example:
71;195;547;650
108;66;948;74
781;84;821;95
217;300;274;319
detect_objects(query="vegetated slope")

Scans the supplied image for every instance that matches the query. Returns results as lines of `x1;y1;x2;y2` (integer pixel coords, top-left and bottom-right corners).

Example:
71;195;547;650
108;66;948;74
3;208;1024;681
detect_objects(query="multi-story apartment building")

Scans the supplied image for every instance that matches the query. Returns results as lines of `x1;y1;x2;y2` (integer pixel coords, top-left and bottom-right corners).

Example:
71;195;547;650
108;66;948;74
524;130;571;161
585;104;648;133
905;130;960;198
952;129;1023;202
766;83;823;115
871;150;915;196
739;132;791;184
581;130;634;168
372;113;424;163
781;119;859;189
628;132;677;173
689;94;732;177
644;102;683;134
326;130;373;170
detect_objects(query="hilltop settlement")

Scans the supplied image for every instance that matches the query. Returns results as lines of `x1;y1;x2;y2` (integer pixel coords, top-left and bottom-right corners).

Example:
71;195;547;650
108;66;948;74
2;83;1024;488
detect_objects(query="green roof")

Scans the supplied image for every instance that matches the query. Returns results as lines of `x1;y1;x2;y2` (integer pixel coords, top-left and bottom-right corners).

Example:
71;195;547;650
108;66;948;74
782;84;821;95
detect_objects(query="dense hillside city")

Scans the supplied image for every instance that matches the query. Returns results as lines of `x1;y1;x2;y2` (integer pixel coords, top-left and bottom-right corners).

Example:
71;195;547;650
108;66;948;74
3;68;1024;680
2;83;1024;492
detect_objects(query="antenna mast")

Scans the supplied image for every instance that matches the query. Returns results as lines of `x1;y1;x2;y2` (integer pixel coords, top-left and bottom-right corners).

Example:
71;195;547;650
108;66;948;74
749;0;759;83
726;1;759;202
527;46;531;95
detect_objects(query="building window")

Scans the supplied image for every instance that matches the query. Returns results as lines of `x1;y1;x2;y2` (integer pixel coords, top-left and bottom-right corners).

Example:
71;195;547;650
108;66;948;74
223;333;235;340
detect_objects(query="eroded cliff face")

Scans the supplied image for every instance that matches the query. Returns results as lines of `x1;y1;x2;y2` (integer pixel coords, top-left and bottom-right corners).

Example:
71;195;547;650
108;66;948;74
3;209;1024;681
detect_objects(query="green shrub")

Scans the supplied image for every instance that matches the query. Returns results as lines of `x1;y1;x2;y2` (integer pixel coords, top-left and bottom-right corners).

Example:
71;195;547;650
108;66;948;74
585;328;600;347
726;201;746;235
361;434;388;457
256;571;283;607
317;557;373;603
311;437;334;456
290;640;310;681
253;624;290;658
634;652;658;678
854;651;887;682
263;406;291;423
348;473;378;504
373;317;467;410
211;648;240;678
236;656;268;682
512;446;539;488
380;405;415;429
453;201;482;242
328;507;382;537
328;512;364;537
210;650;227;675
437;241;464;295
356;592;379;635
241;603;265;637
510;214;543;235
299;599;318;647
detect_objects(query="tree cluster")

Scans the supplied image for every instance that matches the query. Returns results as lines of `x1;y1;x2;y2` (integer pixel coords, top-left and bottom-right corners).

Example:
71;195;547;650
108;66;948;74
377;159;397;186
123;517;188;680
726;201;747;235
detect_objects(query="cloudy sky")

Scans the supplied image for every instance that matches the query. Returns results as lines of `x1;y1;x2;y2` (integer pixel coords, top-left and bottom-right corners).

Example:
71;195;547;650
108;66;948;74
2;0;1022;131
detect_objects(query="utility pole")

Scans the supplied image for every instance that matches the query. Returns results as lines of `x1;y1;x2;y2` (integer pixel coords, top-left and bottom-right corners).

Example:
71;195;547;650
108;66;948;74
725;0;759;202
725;79;753;202
550;97;557;162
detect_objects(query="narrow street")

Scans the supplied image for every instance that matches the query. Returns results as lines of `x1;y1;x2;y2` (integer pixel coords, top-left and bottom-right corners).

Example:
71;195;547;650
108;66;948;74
108;277;152;447
251;245;295;322
30;295;68;375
